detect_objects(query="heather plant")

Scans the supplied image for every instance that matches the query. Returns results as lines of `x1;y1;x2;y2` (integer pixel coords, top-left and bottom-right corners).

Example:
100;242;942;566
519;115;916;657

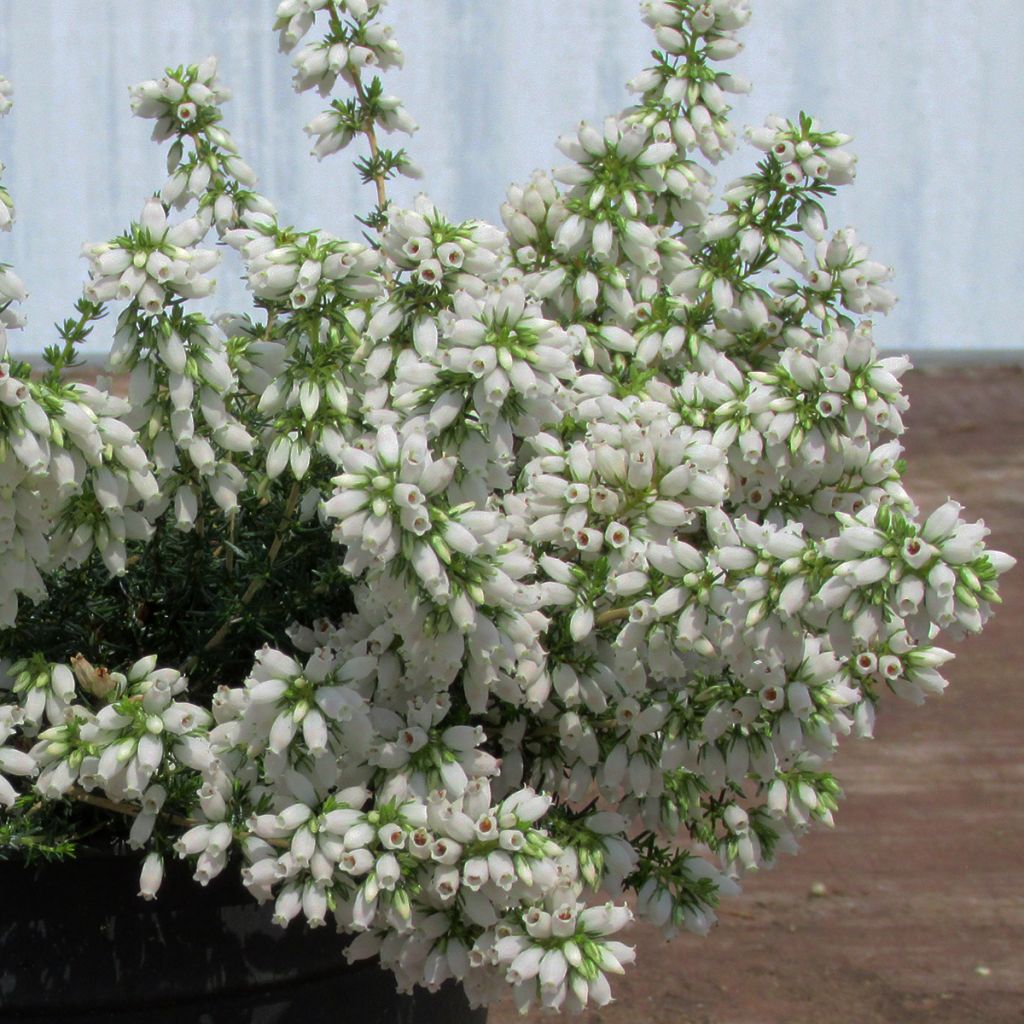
0;0;1013;1014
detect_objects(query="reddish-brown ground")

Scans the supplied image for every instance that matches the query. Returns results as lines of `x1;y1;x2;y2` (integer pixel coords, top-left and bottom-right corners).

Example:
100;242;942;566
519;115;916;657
492;367;1024;1024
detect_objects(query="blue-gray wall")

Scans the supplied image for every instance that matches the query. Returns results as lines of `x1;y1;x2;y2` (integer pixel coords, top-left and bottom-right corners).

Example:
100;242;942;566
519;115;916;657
1;0;1021;355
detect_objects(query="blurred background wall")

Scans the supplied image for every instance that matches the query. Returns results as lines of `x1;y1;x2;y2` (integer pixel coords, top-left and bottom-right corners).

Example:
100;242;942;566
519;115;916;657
0;0;1021;356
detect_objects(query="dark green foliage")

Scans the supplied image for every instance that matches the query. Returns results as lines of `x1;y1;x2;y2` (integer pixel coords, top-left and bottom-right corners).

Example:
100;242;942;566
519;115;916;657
0;794;100;863
0;471;357;858
0;481;355;701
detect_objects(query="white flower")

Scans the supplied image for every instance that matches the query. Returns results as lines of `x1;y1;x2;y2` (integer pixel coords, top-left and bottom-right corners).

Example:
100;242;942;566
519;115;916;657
0;0;1010;1012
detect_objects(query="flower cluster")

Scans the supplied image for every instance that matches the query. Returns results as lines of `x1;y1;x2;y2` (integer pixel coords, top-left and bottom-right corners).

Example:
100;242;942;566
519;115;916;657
82;199;219;313
283;0;419;190
0;0;1012;1016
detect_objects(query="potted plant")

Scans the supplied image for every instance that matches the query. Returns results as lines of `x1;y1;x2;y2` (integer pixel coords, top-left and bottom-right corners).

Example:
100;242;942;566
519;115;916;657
0;0;1012;1019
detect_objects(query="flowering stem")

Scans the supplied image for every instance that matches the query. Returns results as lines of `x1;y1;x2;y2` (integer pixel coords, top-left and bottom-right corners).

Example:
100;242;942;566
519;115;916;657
323;0;391;218
354;77;389;214
350;73;395;287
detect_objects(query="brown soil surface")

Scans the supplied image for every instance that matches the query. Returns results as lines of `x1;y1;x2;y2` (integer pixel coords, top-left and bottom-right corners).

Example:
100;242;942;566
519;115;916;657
492;367;1024;1024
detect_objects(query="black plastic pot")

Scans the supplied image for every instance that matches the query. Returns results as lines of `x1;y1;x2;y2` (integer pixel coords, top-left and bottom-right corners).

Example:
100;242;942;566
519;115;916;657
0;850;487;1023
